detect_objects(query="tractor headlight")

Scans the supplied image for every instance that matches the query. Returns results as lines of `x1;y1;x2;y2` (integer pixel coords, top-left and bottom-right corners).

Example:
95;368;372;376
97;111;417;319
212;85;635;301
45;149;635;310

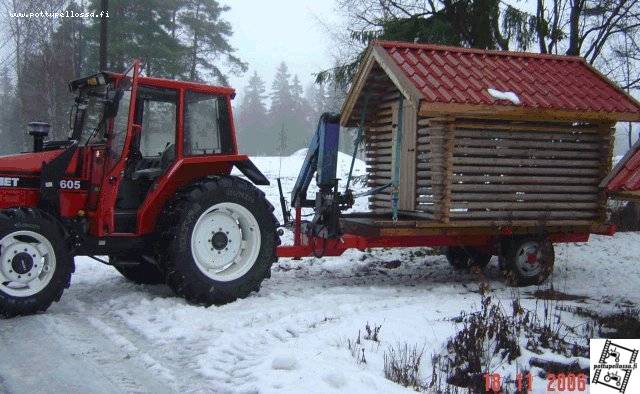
87;74;106;86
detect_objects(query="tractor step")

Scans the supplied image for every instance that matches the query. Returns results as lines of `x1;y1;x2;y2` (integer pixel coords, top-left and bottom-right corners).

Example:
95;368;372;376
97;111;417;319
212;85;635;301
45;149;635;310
114;210;137;233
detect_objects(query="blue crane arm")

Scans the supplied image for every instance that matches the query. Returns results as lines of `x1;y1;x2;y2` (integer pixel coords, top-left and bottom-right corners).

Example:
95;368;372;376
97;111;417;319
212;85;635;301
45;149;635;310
291;113;340;208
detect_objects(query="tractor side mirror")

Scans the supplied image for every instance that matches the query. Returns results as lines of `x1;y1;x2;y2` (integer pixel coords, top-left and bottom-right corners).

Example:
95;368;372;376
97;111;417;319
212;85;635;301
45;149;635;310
28;122;50;152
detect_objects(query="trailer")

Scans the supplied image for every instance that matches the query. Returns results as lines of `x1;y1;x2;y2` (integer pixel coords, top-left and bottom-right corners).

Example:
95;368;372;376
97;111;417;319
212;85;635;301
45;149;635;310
277;41;640;287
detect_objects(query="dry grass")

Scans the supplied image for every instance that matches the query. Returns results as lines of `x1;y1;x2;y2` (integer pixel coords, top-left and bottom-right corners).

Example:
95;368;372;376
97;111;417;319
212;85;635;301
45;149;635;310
383;343;426;391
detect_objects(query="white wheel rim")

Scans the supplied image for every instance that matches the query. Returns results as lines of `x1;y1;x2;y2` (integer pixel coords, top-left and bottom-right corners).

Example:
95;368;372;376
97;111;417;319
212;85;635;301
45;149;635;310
514;241;543;277
0;230;57;297
191;202;261;282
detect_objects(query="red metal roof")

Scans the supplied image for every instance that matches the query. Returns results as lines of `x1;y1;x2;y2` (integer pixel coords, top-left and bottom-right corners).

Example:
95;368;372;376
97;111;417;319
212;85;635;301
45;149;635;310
376;40;640;116
603;141;640;192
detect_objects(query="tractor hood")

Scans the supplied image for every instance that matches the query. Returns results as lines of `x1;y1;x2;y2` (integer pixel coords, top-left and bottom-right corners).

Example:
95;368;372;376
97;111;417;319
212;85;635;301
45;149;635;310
0;149;66;175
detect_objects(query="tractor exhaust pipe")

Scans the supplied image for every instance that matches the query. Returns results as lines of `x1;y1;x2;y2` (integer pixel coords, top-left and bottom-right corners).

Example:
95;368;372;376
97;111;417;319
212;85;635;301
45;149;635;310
28;122;50;152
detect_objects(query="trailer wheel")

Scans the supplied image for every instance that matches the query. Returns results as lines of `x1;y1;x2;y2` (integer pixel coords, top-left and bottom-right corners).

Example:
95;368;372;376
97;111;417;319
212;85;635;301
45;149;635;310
445;247;492;269
503;237;554;286
111;256;165;285
0;208;74;318
159;176;279;306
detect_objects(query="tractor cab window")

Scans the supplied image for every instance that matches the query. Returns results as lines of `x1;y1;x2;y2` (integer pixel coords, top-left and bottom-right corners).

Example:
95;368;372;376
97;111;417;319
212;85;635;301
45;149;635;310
77;93;107;145
137;86;177;159
184;91;231;155
110;90;131;162
109;71;134;164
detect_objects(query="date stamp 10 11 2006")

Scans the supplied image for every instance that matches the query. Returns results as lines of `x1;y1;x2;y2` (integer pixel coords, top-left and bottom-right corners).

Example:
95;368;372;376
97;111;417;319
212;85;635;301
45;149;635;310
483;371;587;392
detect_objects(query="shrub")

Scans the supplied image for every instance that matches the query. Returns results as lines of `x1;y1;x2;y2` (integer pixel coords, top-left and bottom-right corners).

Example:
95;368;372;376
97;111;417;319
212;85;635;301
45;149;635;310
442;295;520;391
608;201;640;231
383;343;425;391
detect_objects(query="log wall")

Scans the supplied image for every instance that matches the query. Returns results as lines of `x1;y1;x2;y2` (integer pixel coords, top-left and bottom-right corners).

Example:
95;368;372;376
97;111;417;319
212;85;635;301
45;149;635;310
414;118;613;226
365;92;398;213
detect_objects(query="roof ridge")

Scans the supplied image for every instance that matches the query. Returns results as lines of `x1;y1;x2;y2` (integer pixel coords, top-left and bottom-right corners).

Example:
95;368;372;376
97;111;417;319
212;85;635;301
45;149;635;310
373;40;585;62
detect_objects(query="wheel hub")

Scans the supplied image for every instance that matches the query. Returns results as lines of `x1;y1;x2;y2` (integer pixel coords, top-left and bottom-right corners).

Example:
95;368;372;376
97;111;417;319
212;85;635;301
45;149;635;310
11;253;34;274
515;241;543;276
211;231;229;250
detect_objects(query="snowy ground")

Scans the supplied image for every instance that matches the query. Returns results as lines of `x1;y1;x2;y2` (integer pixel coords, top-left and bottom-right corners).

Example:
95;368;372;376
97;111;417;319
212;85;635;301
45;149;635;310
1;151;639;393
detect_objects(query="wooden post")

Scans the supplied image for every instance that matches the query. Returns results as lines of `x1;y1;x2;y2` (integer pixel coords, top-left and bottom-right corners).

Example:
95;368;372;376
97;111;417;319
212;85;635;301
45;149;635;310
441;119;455;223
399;100;417;211
598;122;615;223
391;96;404;221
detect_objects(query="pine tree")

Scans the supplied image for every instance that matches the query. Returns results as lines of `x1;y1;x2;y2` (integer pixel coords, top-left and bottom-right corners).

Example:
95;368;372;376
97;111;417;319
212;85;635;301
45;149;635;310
180;0;247;84
291;75;304;110
270;62;293;116
268;62;293;154
268;65;315;155
236;71;268;154
87;0;186;76
289;75;313;150
0;68;23;154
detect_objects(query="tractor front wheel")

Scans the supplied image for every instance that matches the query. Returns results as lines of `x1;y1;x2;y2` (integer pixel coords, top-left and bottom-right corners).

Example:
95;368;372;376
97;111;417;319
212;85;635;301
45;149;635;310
0;208;74;317
159;176;279;306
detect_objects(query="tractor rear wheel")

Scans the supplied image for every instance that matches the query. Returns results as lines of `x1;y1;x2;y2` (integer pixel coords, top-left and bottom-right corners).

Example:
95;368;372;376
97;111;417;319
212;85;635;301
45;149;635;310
0;208;74;317
502;237;555;286
111;255;165;285
159;176;279;306
444;246;492;269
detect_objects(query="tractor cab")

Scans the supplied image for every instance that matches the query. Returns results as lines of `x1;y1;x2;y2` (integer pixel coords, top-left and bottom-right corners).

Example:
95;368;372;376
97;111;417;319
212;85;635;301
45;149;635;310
0;61;267;239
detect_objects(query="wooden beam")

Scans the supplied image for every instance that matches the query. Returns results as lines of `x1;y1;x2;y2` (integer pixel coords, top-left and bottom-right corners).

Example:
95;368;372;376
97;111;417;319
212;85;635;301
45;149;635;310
419;101;640;122
340;46;376;127
371;45;423;110
377;222;596;237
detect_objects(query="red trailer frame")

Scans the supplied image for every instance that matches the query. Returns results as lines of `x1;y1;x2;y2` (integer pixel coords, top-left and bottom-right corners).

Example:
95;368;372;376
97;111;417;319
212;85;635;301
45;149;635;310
276;204;617;259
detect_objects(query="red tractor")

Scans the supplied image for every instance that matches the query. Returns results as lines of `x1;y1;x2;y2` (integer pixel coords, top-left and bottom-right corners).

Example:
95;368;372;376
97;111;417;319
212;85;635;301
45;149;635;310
0;62;280;317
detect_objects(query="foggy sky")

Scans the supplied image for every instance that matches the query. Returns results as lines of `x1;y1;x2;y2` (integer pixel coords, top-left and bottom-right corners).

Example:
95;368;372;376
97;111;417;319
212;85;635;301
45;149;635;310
222;0;341;101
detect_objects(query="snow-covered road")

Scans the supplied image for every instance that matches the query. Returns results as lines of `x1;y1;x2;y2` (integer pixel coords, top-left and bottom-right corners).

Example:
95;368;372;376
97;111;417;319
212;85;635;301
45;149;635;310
1;152;639;393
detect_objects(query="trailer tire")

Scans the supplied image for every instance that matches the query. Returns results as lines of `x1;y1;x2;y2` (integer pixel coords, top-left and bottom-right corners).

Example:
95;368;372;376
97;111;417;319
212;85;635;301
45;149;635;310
445;246;491;270
503;237;554;287
111;256;165;285
159;176;279;306
0;208;74;318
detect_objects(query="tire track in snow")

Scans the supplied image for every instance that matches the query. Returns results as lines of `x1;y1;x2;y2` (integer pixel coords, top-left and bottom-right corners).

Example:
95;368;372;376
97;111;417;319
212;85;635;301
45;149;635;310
86;317;178;386
0;313;174;394
68;295;220;393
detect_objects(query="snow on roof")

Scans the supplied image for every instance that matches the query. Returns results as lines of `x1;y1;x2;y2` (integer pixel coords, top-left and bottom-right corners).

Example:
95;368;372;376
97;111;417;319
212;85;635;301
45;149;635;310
487;88;520;105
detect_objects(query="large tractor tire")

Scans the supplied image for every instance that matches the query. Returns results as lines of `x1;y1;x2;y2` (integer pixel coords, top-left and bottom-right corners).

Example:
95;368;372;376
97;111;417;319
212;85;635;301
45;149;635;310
0;208;74;317
111;255;165;285
158;176;279;306
444;246;492;270
502;236;555;287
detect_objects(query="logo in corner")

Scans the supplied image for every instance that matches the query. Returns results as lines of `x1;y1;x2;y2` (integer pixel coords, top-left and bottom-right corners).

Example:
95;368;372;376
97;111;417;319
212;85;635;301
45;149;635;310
591;339;639;393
